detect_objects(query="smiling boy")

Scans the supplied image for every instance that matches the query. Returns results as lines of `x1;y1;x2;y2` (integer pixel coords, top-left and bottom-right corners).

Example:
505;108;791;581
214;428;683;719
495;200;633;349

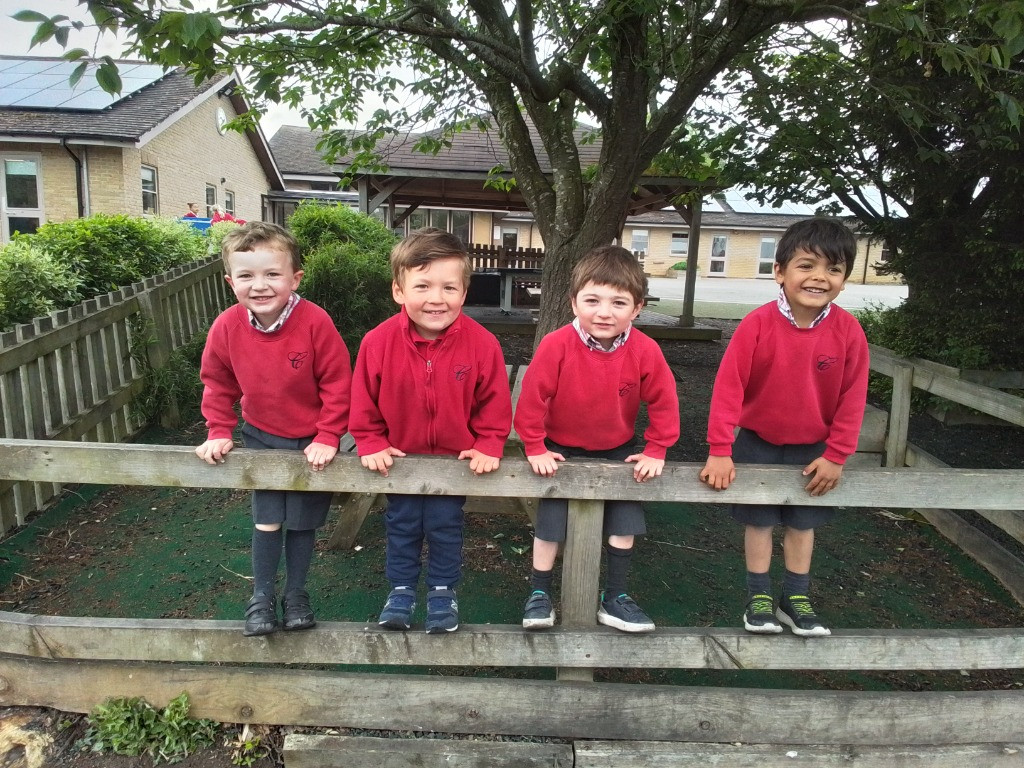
700;217;870;637
350;228;512;633
513;245;680;632
196;222;351;637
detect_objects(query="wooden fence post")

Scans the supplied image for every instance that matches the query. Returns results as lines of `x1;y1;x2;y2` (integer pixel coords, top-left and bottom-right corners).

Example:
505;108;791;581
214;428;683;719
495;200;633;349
885;362;914;468
558;498;604;682
136;285;180;428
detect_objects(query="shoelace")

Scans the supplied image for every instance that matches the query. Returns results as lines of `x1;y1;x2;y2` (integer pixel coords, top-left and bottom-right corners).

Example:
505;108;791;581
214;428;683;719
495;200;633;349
748;595;774;615
788;595;816;616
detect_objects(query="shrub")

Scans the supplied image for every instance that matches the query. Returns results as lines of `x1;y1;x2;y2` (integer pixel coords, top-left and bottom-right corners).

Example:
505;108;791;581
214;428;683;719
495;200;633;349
207;219;245;259
670;261;688;270
0;238;83;330
288;201;397;256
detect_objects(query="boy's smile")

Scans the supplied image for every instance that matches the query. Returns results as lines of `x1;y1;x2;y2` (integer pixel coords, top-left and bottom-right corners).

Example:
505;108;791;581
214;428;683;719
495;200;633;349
225;247;303;328
393;256;467;340
774;248;846;327
571;281;642;349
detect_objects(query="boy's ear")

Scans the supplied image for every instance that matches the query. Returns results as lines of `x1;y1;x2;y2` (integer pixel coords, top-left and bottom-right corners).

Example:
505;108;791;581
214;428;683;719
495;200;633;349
773;262;784;284
391;280;406;305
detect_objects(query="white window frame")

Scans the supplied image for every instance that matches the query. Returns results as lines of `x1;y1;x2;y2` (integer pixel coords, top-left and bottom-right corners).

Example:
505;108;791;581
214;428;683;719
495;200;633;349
669;232;689;257
205;184;217;217
709;234;728;275
757;236;776;277
141;165;158;215
224;190;236;216
630;229;649;255
1;152;45;244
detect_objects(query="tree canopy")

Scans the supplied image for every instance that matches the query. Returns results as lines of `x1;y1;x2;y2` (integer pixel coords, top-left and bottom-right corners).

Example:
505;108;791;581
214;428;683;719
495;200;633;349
17;0;1024;347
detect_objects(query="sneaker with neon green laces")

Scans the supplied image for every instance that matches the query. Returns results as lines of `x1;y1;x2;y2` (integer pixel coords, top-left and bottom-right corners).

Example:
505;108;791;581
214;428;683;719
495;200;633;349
743;593;783;634
777;594;831;637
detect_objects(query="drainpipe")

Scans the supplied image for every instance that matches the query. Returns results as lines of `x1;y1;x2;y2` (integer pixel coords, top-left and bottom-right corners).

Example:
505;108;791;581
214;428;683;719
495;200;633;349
62;140;87;218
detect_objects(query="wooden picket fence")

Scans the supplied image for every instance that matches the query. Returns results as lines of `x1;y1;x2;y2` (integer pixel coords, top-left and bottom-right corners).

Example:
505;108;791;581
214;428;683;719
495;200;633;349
0;256;232;534
467;244;545;271
0;442;1022;765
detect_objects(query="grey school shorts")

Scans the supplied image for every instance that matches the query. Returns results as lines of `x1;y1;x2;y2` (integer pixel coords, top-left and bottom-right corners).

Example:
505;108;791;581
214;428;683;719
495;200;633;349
729;428;837;530
533;439;647;543
241;422;333;530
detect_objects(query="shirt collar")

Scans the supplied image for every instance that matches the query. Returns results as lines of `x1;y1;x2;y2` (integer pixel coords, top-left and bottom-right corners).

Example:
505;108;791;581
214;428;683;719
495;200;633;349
249;292;300;333
776;286;831;329
572;317;630;352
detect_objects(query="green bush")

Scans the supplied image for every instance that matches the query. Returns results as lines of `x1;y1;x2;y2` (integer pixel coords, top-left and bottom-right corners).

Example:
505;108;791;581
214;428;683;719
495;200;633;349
670;261;688;270
288;201;397;256
0;239;83;329
207;219;245;259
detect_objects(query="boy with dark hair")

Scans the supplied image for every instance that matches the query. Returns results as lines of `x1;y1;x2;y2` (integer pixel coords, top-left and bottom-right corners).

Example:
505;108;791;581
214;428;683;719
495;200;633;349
196;221;352;637
514;245;680;633
350;227;512;634
700;217;870;637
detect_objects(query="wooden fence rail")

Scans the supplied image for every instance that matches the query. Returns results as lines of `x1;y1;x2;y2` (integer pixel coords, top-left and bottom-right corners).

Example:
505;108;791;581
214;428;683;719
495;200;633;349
0;257;232;535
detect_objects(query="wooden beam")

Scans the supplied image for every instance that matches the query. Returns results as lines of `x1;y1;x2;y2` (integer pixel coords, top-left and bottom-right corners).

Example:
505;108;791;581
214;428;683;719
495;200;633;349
575;740;1024;767
2;656;1022;745
283;734;573;768
2;613;1021;670
2;440;1023;510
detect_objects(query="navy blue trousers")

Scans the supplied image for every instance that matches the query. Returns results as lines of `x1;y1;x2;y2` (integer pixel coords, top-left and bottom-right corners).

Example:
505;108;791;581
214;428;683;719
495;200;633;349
384;493;466;588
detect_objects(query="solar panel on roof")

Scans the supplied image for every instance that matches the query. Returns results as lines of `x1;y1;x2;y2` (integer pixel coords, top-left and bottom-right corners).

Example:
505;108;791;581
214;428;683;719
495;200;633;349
0;57;168;111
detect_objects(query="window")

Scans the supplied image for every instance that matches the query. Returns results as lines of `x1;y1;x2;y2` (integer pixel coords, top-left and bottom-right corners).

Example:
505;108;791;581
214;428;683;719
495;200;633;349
430;209;448;230
451;211;471;245
501;228;519;250
224;190;236;216
758;236;776;276
630;229;649;255
2;155;43;243
709;235;728;274
141;166;158;215
670;232;689;256
205;184;217;217
408;209;428;231
879;242;893;262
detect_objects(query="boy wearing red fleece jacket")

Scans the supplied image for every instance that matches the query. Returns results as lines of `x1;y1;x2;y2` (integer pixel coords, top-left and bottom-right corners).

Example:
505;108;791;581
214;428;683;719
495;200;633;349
700;217;869;638
350;228;512;634
195;222;352;638
514;245;680;633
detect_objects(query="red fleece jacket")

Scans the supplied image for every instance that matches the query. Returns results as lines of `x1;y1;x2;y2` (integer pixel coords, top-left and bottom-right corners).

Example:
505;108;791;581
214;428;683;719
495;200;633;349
706;302;869;464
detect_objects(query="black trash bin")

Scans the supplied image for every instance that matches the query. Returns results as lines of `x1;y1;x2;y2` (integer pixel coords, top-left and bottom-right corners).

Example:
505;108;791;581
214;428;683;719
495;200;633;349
466;271;501;306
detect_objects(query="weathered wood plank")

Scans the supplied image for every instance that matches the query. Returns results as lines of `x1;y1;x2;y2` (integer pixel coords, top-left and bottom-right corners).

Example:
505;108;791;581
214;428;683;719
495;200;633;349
857;403;887;453
559;499;604;682
283;734;574;768
885;361;913;468
324;492;381;550
2;440;1023;510
2;612;1022;670
575;740;1024;767
2;657;1022;744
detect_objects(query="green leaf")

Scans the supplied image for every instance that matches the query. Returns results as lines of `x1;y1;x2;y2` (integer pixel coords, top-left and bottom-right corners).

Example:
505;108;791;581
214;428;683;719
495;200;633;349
69;62;88;89
95;62;122;95
12;9;49;22
63;48;90;61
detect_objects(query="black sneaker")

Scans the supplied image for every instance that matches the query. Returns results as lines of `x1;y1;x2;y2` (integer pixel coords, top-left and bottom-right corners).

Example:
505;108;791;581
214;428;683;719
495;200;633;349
378;587;416;631
597;592;655;633
743;593;783;634
522;590;555;630
242;591;279;637
425;587;459;634
777;594;831;637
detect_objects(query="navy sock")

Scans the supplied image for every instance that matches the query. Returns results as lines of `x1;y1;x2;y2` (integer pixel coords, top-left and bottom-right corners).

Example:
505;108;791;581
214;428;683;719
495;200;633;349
783;569;811;598
746;571;772;600
284;528;316;595
531;568;554;594
251;527;282;596
603;544;632;597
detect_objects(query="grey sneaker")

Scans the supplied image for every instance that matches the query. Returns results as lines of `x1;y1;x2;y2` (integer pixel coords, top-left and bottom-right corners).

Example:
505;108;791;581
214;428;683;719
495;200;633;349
777;594;831;637
597;592;655;633
378;587;416;630
743;593;783;634
425;587;459;634
522;590;555;630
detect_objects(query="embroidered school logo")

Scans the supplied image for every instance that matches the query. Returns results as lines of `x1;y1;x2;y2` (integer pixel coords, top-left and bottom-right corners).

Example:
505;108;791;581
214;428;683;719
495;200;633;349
453;364;472;381
288;351;309;370
816;355;838;372
618;382;637;397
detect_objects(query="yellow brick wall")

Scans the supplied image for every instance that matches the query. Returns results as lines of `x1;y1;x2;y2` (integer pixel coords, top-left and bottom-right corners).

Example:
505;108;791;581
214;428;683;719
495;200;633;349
86;145;138;215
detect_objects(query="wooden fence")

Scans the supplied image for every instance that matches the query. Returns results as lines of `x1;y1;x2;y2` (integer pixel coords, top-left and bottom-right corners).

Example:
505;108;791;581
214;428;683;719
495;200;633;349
0;256;232;536
0;441;1023;765
467;244;544;271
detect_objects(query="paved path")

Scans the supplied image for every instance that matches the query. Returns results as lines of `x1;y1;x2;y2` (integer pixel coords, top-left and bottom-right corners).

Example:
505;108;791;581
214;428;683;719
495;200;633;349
648;276;907;313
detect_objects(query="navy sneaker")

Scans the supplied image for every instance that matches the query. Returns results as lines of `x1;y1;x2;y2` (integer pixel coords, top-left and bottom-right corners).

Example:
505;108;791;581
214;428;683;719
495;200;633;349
743;593;783;634
378;587;416;631
597;592;655;633
522;590;555;630
425;587;459;634
777;594;831;637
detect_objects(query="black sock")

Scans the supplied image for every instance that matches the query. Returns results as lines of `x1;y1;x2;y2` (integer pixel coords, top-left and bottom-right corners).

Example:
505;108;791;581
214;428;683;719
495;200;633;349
251;527;282;596
603;543;632;597
284;528;316;595
531;568;554;594
746;571;772;600
783;569;810;598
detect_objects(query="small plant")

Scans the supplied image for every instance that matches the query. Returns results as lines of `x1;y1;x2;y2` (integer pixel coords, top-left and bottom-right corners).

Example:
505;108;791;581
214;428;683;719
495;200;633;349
670;260;688;271
80;692;219;764
227;723;272;766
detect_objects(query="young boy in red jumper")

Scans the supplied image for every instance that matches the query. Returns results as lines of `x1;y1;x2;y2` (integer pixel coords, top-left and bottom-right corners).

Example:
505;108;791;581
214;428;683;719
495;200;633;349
700;217;869;637
350;228;512;634
515;245;680;633
195;222;351;637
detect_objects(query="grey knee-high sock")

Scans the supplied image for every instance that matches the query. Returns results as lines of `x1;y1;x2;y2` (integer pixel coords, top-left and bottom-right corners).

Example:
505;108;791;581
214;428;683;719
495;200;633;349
251;527;283;596
284;528;317;595
604;544;632;597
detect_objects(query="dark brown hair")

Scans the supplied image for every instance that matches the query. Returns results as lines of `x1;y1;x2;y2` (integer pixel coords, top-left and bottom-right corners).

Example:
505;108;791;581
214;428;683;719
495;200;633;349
570;245;647;305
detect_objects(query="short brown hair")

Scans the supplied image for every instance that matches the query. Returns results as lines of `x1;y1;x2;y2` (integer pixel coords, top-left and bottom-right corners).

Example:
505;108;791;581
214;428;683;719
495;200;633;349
391;228;471;287
570;245;647;305
220;222;301;272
